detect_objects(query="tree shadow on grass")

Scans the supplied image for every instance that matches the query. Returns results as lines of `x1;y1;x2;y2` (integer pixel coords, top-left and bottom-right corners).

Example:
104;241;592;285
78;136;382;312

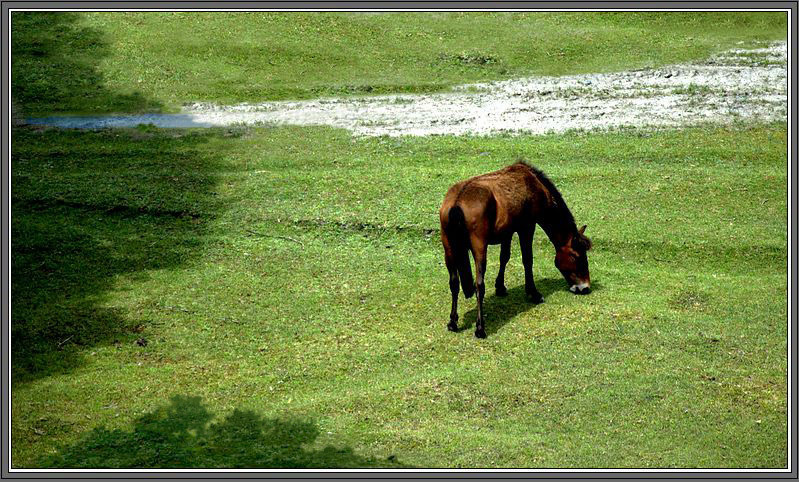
11;126;237;384
459;278;568;336
11;12;163;116
11;12;221;385
38;395;408;469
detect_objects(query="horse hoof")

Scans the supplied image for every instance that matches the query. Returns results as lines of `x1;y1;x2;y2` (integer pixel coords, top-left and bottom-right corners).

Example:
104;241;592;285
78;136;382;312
447;321;458;332
527;292;544;304
495;286;508;297
475;329;487;339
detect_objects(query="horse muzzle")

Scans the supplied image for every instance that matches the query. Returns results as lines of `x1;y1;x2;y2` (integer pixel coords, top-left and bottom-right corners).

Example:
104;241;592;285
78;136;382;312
569;282;591;295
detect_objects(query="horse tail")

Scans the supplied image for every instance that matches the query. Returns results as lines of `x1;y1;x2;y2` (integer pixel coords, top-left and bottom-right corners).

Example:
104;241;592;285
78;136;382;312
447;205;475;299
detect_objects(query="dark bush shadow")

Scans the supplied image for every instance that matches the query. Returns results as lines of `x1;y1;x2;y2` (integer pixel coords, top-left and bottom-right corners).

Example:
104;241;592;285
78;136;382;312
11;126;236;384
11;12;163;116
37;395;408;469
459;277;569;336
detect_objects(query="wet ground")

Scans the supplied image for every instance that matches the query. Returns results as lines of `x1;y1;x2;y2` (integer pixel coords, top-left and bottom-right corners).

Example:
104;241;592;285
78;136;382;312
26;41;787;136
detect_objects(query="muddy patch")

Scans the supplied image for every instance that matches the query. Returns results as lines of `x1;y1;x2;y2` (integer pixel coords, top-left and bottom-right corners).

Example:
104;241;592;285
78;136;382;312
26;41;787;136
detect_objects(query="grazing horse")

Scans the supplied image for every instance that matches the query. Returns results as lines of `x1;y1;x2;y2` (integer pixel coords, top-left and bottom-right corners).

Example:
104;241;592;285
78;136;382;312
439;161;592;338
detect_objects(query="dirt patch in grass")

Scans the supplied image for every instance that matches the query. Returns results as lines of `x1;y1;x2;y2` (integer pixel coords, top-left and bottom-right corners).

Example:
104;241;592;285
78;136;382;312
26;41;787;136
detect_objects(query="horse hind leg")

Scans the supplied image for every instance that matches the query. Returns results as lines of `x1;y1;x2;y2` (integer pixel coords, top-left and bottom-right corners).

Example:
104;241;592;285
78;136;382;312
471;237;488;339
445;255;460;332
495;237;511;297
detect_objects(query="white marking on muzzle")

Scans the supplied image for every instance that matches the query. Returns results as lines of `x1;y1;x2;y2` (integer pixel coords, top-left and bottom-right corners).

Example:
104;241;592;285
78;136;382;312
570;282;590;293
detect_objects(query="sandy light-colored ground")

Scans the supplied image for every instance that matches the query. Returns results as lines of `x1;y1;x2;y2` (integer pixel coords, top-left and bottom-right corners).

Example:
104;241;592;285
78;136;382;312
26;41;787;136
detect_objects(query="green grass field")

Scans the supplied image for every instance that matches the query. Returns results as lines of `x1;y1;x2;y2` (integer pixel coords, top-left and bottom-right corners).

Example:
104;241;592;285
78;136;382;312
11;11;788;469
11;11;787;115
11;124;787;468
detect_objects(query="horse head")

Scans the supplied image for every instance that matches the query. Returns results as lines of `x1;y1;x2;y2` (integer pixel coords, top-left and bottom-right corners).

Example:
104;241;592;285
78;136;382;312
555;225;592;295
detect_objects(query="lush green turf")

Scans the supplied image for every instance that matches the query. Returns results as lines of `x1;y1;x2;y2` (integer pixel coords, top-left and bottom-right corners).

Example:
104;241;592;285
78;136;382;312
11;11;787;115
11;123;787;468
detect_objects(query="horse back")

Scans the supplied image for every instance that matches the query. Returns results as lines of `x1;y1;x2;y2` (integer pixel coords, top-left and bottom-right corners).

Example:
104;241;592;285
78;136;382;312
470;164;550;237
440;163;551;243
440;180;495;236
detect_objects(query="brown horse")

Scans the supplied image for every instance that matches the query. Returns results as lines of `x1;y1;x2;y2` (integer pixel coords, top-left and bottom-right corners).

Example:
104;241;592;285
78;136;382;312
439;161;592;338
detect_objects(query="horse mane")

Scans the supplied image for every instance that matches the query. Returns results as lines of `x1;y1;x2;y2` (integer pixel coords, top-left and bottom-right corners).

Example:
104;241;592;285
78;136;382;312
515;160;592;250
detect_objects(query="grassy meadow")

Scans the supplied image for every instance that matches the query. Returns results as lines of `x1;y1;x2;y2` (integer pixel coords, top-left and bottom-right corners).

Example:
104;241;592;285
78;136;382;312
10;11;788;469
11;11;787;115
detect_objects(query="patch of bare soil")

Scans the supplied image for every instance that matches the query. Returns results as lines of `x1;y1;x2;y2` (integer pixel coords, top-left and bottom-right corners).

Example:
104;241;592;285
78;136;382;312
27;41;787;136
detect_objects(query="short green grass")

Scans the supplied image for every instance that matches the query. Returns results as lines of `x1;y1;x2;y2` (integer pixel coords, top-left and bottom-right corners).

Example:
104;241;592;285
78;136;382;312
11;123;787;468
11;11;787;115
10;10;789;469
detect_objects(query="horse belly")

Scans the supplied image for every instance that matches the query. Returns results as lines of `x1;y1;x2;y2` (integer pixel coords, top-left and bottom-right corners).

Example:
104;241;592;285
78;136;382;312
487;216;516;245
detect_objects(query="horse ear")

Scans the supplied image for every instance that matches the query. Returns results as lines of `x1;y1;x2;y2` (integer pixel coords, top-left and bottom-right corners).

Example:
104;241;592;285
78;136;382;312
579;225;587;235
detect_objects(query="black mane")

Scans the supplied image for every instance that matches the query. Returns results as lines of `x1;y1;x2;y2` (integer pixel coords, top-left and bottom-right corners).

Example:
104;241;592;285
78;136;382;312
517;161;575;227
516;161;591;249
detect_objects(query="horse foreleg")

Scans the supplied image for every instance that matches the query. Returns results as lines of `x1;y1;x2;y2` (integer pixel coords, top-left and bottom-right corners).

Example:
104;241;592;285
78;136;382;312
519;229;544;304
471;239;488;339
495;237;511;296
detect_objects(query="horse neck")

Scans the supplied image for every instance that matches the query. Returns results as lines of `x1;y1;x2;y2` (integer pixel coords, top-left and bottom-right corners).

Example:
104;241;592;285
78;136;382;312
538;210;574;249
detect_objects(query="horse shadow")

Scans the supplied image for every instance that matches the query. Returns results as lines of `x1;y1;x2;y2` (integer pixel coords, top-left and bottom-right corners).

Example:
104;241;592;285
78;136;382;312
458;277;566;336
